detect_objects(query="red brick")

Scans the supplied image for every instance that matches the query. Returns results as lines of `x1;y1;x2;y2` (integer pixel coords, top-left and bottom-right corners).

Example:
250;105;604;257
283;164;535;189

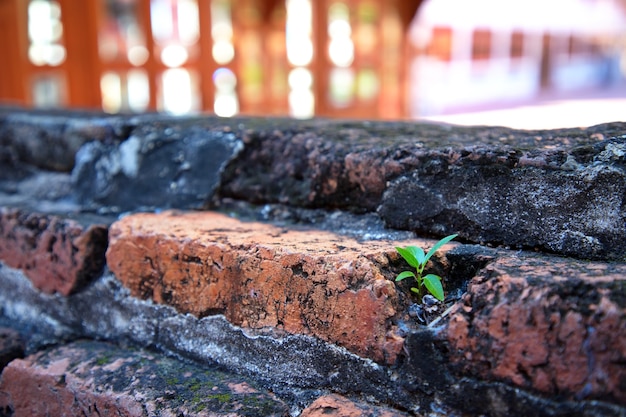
446;255;626;404
0;340;289;416
106;211;454;364
300;394;413;417
0;208;108;295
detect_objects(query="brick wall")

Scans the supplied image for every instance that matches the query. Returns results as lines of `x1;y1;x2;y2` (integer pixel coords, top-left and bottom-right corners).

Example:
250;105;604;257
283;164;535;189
0;107;625;416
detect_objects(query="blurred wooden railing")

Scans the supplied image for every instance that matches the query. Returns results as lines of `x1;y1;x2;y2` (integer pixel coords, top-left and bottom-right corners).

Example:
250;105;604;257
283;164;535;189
0;0;422;119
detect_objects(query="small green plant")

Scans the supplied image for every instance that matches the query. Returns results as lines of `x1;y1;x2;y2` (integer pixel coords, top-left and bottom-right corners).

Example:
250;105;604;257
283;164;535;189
395;234;457;302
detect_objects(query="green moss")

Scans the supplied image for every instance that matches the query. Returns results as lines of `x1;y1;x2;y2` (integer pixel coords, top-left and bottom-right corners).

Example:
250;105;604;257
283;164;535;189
191;393;233;413
187;378;202;392
94;355;113;366
165;376;179;386
207;393;232;403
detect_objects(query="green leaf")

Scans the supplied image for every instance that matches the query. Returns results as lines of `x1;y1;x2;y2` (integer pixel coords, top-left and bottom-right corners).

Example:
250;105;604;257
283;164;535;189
423;234;458;264
407;246;426;265
395;270;416;282
410;287;420;294
395;246;424;268
423;274;444;301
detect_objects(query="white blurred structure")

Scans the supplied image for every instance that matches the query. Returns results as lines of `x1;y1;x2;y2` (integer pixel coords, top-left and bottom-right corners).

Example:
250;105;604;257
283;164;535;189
409;0;626;117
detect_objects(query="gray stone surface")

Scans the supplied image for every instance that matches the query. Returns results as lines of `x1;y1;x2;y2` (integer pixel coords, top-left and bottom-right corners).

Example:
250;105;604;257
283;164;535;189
0;107;129;173
72;121;243;212
378;150;626;259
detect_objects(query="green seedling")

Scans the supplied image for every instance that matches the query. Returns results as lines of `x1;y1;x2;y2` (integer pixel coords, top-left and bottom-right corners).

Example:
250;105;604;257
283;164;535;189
395;234;457;302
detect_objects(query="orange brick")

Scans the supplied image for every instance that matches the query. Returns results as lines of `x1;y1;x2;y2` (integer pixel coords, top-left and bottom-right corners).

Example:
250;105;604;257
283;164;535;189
105;211;427;364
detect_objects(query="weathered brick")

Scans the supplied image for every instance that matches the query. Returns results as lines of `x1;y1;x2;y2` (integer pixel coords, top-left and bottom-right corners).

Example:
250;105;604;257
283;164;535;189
221;121;626;260
446;254;626;405
300;394;413;417
0;339;289;416
0;208;108;295
105;211;452;364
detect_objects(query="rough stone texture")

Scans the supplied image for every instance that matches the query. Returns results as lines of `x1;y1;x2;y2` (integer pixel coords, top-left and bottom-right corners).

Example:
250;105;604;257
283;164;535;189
0;107;129;173
3;109;625;259
0;339;290;416
446;254;626;405
378;146;626;260
72;120;243;212
0;328;23;372
219;121;601;210
219;121;626;260
300;394;412;417
106;210;450;364
0;208;108;295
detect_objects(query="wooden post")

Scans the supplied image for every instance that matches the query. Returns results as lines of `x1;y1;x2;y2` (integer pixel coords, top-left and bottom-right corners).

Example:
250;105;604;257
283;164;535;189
58;0;102;109
0;0;28;105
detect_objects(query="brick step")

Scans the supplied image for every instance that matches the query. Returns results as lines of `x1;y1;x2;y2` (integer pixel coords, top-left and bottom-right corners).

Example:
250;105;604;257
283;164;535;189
446;254;626;405
0;209;625;415
106;210;447;364
1;109;626;415
0;207;108;295
0;338;408;417
3;203;626;412
105;210;626;406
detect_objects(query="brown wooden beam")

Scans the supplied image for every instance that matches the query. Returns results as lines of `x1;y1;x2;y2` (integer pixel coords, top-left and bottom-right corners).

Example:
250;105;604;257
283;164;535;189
397;0;424;30
58;0;102;109
0;0;27;105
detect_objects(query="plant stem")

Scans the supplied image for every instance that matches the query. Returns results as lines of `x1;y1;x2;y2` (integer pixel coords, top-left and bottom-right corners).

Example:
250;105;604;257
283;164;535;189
416;271;423;299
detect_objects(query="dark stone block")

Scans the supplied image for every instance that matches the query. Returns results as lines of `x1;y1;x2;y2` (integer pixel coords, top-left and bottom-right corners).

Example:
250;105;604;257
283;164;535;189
0;107;129;172
378;153;626;260
3;109;626;259
72;122;243;212
0;328;23;371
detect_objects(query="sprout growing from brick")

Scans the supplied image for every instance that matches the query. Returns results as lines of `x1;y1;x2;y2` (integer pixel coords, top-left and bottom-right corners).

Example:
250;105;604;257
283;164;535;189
395;234;457;302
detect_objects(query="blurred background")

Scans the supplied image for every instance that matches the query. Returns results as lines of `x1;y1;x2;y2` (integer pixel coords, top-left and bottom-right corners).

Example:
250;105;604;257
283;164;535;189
1;0;625;128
